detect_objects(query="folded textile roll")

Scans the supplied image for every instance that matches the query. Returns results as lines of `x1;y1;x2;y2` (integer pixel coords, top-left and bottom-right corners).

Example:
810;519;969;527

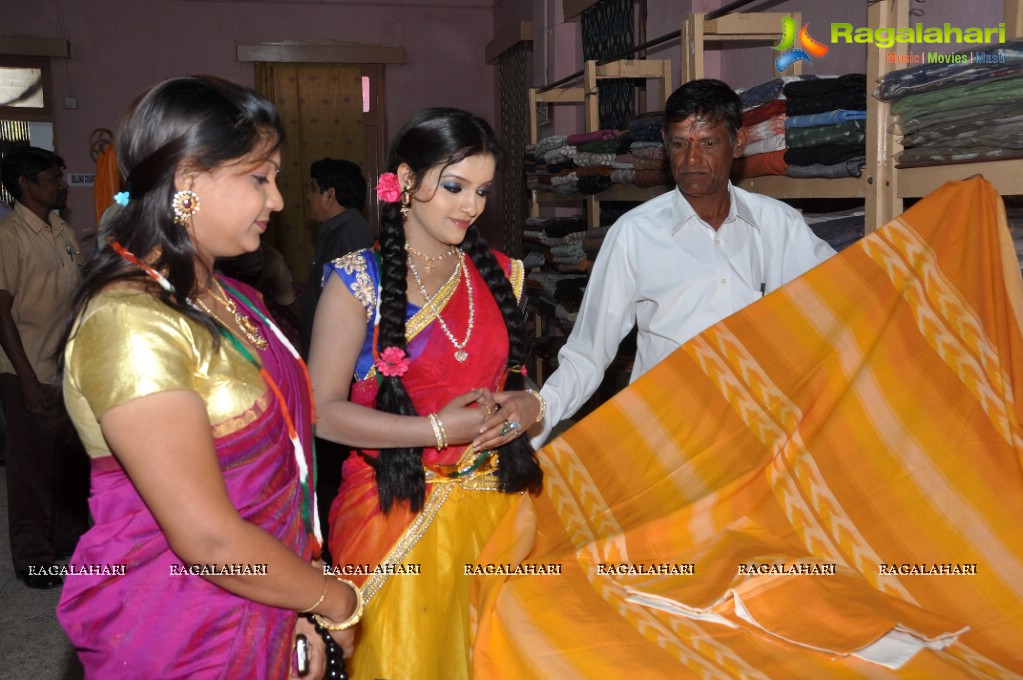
737;75;823;110
742;100;787;128
891;73;1023;120
784;156;865;179
784;74;867;116
527;135;568;156
731;150;787;179
875;39;1023;102
577;176;614;195
633;158;665;172
742;133;786;158
785;144;864;166
632;169;671;188
630;146;665;161
786;120;866;149
575;166;613;178
745;115;788;144
609;168;636;185
785;109;867;129
577;139;621;154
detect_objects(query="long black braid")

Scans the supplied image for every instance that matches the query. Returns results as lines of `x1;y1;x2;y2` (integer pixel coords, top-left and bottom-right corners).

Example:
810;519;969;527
373;107;543;513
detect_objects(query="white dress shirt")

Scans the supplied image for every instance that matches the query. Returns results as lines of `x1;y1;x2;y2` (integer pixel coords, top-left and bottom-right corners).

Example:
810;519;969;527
532;182;835;447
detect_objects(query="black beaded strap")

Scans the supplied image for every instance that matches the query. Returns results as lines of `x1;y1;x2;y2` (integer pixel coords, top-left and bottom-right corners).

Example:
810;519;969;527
303;614;349;679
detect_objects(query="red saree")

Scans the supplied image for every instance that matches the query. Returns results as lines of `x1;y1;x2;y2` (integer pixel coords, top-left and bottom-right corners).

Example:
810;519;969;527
325;248;524;678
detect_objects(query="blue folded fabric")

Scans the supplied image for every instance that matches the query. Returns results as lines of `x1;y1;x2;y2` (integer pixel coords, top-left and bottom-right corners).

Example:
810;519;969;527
785;109;867;129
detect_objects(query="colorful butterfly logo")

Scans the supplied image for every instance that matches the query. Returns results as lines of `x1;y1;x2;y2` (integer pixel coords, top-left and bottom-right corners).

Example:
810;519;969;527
773;17;829;72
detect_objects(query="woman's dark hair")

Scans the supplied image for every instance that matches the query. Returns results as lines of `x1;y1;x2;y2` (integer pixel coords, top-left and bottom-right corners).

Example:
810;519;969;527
663;78;742;139
61;75;284;356
374;107;543;513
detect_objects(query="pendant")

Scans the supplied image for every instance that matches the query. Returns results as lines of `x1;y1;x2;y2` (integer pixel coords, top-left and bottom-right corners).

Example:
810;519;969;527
454;350;468;362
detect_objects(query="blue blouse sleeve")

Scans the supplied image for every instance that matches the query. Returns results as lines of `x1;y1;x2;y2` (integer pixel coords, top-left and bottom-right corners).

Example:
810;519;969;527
325;249;381;379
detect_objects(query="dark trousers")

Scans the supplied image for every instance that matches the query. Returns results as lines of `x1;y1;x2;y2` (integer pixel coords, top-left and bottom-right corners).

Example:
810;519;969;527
1;373;90;570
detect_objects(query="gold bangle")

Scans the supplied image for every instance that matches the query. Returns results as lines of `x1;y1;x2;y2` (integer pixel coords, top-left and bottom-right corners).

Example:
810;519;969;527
311;578;365;631
526;389;546;425
298;576;329;614
427;413;447;450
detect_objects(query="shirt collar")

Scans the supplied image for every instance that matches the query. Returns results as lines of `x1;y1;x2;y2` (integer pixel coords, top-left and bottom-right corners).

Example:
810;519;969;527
13;201;66;235
671;182;760;235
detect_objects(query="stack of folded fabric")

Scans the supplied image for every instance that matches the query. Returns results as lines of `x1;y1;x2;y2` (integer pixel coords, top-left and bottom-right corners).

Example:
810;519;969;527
874;40;1023;167
780;74;867;178
733;75;818;179
524;119;671;198
522;204;631;334
802;206;865;251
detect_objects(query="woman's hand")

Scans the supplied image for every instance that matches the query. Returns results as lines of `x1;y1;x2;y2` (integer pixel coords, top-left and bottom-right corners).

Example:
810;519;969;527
433;389;494;447
292;616;325;679
472;390;542;451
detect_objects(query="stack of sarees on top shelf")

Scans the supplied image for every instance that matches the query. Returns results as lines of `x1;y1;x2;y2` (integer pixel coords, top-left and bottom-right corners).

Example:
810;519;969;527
522;205;630;334
524;118;671;198
875;40;1023;167
733;74;867;180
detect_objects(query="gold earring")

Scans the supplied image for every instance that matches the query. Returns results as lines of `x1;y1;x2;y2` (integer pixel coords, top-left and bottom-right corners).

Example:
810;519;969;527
172;189;200;226
400;183;412;218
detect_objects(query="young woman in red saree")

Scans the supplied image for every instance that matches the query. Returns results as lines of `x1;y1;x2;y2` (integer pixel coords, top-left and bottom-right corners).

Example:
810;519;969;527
308;108;545;678
57;76;359;679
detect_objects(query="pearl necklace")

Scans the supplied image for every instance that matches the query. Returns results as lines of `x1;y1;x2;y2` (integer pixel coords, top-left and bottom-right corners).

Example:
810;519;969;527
198;279;269;350
404;242;457;274
407;249;474;362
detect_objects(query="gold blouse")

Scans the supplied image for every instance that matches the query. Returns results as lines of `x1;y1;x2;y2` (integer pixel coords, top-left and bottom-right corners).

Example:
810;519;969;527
63;289;269;459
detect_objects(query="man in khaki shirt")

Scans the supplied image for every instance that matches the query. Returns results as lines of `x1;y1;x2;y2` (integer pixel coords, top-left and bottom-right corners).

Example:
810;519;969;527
0;146;89;589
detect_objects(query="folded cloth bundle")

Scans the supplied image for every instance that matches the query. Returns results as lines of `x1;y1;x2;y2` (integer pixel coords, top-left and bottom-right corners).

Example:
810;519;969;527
784;74;867;116
785;156;865;179
785;143;865;166
786;120;866;149
874;39;1023;102
785;109;866;129
737;75;823;110
742;100;787;128
732;150;787;179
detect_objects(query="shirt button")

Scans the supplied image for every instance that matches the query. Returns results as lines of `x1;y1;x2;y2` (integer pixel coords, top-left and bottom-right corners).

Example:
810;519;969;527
714;238;721;246
720;277;727;284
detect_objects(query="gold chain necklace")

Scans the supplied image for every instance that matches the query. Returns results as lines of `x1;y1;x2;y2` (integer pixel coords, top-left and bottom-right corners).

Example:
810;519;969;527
407;250;474;362
199;278;269;350
404;242;457;274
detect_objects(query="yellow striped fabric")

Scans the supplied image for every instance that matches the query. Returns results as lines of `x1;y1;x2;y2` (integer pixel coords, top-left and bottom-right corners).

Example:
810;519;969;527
472;177;1023;678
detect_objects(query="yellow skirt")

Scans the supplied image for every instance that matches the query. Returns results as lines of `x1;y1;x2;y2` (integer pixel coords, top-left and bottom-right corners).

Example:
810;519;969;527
348;481;520;680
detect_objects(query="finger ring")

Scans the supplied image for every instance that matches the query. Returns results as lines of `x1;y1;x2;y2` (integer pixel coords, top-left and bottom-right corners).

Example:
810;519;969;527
500;419;520;436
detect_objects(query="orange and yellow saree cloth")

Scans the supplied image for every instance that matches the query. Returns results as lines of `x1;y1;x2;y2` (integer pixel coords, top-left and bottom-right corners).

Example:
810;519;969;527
473;177;1023;678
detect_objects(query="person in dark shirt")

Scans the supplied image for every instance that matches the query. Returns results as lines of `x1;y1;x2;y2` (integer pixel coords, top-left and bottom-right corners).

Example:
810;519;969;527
299;158;375;356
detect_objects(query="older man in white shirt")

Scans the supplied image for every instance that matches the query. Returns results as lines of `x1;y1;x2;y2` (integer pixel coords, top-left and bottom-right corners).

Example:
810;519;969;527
532;79;835;447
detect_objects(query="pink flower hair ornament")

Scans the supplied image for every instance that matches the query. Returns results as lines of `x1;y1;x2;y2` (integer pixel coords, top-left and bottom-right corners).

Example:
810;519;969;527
375;346;410;378
375;172;402;203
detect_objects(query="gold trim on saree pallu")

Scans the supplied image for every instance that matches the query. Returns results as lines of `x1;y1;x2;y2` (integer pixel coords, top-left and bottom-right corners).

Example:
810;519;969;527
360;445;501;604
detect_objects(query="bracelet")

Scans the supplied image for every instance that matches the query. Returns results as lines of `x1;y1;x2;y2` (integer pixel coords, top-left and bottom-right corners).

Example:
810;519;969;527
298;576;330;613
526;389;546;425
427;413;448;450
311;578;365;631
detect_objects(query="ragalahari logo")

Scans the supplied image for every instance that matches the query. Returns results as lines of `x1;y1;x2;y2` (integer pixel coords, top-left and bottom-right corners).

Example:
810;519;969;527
773;17;829;72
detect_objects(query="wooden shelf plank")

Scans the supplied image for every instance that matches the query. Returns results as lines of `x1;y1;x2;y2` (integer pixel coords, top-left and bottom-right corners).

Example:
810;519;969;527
736;176;866;199
896;161;1023;199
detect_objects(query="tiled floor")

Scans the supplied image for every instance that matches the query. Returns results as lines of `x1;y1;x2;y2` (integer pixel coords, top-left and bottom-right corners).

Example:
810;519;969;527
0;466;84;679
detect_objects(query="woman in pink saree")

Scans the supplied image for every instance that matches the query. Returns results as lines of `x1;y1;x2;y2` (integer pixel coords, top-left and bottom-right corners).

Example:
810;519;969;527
57;76;359;679
308;108;545;678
